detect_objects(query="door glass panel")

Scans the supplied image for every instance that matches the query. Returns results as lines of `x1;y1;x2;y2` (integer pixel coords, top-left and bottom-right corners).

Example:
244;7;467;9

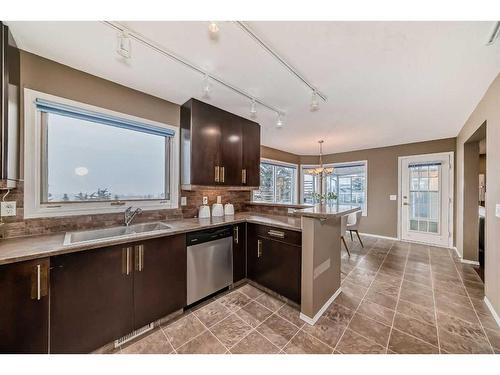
407;163;441;235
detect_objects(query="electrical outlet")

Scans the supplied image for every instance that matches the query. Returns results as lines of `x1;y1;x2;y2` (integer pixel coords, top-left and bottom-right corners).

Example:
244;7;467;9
389;195;397;201
496;204;500;218
1;201;16;217
217;195;222;204
202;196;208;205
181;197;187;206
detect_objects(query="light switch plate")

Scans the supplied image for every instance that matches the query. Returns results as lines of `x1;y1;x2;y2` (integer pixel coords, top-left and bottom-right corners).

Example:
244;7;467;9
389;195;397;201
1;201;16;217
180;197;187;206
496;204;500;218
202;196;208;205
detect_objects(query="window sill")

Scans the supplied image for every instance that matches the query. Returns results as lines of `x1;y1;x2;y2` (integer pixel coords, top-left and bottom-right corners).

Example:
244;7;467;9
24;201;179;219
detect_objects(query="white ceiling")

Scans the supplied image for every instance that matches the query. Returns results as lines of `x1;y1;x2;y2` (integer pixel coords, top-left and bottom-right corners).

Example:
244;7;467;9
7;21;500;155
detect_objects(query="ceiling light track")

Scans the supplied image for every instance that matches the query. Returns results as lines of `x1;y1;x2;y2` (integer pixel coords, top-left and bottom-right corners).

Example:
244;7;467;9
486;21;500;46
234;21;327;102
101;21;284;118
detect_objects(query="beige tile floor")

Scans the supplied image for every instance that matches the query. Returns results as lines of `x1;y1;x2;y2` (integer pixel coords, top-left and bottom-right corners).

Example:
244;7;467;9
118;236;500;354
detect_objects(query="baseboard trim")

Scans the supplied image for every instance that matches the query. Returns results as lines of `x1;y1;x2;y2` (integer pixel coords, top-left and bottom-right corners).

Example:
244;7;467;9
484;296;500;329
359;232;398;241
461;259;480;266
300;287;341;325
451;246;480;265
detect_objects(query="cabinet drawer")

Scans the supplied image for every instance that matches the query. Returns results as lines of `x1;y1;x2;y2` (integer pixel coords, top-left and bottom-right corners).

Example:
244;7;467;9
252;224;301;246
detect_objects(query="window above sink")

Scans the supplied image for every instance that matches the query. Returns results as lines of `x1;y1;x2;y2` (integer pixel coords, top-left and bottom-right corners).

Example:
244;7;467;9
23;89;180;218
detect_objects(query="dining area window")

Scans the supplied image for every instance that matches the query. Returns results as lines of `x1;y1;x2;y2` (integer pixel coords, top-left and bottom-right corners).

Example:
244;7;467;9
252;160;298;204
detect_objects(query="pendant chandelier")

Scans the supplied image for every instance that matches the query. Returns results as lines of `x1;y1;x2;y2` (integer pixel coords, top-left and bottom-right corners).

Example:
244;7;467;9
304;140;334;176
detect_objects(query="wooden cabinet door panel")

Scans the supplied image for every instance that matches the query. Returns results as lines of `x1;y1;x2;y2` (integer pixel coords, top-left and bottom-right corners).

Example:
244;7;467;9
50;245;134;353
232;223;246;283
220;113;243;186
0;258;49;353
189;100;221;185
242;121;261;187
133;235;186;329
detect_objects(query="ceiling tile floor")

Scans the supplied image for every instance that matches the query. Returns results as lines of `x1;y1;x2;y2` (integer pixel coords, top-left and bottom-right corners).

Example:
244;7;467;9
117;236;498;354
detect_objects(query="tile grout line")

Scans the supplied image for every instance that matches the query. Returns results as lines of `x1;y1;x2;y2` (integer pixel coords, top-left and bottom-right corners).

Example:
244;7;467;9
447;247;495;353
384;242;410;353
428;245;443;353
333;238;396;353
192;310;234;353
159;324;178;354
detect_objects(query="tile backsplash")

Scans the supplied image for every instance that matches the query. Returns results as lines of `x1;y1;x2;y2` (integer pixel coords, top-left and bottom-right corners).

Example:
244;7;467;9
0;182;251;239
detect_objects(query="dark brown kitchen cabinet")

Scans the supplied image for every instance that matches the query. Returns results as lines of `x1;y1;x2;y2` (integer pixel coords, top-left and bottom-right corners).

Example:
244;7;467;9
50;245;135;353
181;98;260;188
242;119;261;187
247;224;301;304
0;258;49;353
232;223;246;283
133;234;186;329
50;235;186;353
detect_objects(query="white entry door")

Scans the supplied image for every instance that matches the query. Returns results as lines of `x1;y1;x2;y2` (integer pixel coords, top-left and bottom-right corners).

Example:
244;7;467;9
400;153;453;247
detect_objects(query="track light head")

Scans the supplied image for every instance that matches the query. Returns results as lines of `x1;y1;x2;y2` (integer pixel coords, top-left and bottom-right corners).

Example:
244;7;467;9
310;90;319;112
208;22;220;41
276;113;284;129
116;31;132;59
202;74;211;99
250;99;257;118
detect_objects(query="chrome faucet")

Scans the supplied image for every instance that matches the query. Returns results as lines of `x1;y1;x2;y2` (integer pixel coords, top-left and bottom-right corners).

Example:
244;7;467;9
124;206;143;226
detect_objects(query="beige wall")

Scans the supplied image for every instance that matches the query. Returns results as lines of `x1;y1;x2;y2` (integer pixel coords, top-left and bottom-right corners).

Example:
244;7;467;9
456;73;500;316
299;138;456;238
260;145;300;165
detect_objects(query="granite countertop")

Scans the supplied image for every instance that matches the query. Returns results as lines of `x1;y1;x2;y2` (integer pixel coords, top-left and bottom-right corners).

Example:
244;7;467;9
0;212;301;266
293;204;361;220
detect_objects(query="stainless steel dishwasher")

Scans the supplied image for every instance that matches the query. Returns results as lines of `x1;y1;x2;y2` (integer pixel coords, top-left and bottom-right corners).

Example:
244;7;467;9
186;226;233;305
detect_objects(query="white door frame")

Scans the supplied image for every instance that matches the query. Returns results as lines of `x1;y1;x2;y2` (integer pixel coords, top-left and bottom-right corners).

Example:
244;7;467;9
397;151;454;248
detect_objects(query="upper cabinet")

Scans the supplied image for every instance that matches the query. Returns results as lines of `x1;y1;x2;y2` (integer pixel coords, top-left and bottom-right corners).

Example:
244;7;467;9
181;99;260;189
0;22;20;189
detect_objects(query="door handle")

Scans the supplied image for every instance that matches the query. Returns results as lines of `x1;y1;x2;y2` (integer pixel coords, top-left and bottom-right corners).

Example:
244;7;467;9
221;166;225;183
242;169;247;184
257;240;262;258
234;226;239;244
122;247;132;275
215;166;220;182
268;230;285;239
36;264;41;300
135;245;144;272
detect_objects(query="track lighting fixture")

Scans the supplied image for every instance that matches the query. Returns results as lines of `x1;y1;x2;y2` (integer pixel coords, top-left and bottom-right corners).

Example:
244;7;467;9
202;74;211;99
486;21;500;45
276;113;284;129
250;98;257;118
310;90;319;112
116;31;132;59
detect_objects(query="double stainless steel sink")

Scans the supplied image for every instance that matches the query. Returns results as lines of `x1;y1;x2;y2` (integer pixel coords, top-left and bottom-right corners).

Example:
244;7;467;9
63;222;171;245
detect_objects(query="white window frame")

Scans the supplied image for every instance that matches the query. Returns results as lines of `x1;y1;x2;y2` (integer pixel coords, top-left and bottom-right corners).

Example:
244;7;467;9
23;89;179;219
300;160;368;216
252;158;299;204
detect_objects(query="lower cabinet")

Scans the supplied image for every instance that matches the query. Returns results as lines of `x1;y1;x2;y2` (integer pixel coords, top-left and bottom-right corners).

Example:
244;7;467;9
50;234;186;353
232;223;246;283
0;258;50;353
247;224;301;304
133;235;186;329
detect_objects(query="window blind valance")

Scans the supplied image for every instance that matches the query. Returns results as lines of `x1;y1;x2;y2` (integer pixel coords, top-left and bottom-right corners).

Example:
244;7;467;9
35;98;175;138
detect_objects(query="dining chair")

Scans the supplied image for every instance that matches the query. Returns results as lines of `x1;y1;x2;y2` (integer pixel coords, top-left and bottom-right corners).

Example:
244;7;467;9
340;215;351;257
347;210;364;248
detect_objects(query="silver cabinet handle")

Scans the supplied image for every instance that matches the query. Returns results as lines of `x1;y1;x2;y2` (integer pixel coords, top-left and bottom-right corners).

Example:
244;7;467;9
135;245;144;272
221;166;225;183
234;226;239;244
268;230;285;239
257;240;262;258
215;166;220;182
242;169;247;184
36;264;41;301
123;247;132;275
